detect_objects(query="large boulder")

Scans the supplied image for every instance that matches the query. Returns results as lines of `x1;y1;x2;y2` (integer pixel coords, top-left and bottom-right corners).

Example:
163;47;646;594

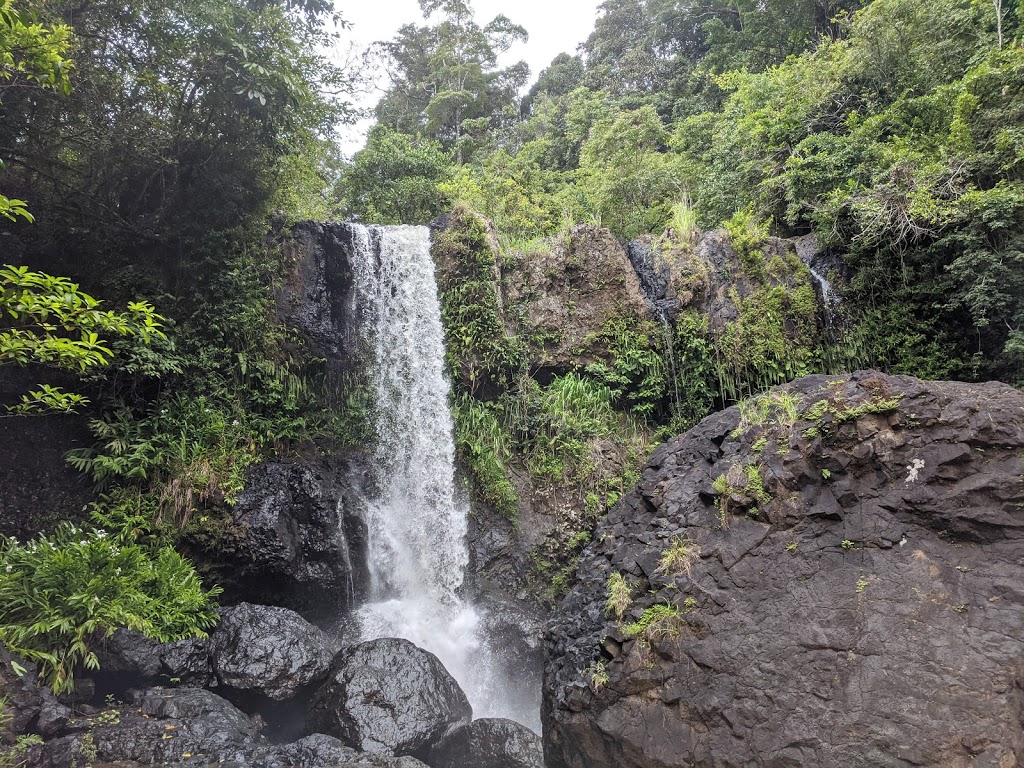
223;458;370;618
95;629;213;688
426;718;544;768
544;371;1024;768
276;735;430;768
208;602;333;701
307;638;472;759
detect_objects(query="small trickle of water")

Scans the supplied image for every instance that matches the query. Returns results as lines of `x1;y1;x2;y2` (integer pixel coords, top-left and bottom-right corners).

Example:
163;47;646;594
794;234;841;320
345;224;539;732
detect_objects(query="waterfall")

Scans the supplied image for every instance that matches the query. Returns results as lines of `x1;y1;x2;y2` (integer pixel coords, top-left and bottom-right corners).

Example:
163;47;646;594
794;234;841;322
625;239;681;412
344;224;537;731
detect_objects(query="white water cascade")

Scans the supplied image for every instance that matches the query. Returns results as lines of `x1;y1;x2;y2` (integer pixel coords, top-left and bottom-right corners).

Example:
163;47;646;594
345;224;536;731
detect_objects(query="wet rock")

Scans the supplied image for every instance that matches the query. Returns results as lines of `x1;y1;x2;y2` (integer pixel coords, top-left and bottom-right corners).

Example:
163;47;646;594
209;602;333;701
427;718;544;768
278;735;430;767
307;638;472;759
189;734;431;768
500;224;651;379
544;371;1024;768
225;458;370;618
95;629;213;688
277;221;361;384
38;687;265;767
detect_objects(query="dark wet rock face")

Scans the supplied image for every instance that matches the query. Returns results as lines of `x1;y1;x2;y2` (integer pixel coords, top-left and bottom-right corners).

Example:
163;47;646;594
39;688;264;767
224;459;370;618
307;638;472;759
209;602;333;701
427;717;544;768
31;687;429;768
95;629;213;689
544;371;1024;768
277;221;362;386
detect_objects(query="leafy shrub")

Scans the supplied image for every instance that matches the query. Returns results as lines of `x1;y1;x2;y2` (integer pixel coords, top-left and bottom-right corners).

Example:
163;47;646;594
586;318;669;419
0;519;220;693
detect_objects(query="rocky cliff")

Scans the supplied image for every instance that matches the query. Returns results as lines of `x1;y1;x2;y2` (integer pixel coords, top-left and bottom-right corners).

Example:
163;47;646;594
543;371;1024;767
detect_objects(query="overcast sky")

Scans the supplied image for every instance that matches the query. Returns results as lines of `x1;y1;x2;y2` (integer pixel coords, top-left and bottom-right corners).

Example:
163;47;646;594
335;0;603;153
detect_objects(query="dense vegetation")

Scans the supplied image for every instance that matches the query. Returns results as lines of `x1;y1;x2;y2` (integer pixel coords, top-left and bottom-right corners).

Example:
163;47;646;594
0;0;1021;684
343;0;1022;599
349;0;1022;385
0;0;356;691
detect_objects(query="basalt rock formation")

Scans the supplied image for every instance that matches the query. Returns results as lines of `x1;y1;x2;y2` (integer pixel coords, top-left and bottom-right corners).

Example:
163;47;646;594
544;371;1024;768
208;602;334;702
307;638;473;759
213;458;371;619
426;717;545;768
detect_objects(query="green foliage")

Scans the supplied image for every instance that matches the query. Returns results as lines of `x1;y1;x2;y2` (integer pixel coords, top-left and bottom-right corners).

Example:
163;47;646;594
667;312;718;431
0;0;72;224
342;126;452;224
0;518;220;693
724;207;770;278
434;207;526;394
586;318;669;419
576;105;679;238
0;731;42;768
0;265;165;414
717;272;821;401
371;0;528;159
452;394;519;522
2;0;349;260
655;537;697;578
674;0;1024;383
801;386;904;438
622;600;681;641
439;148;562;239
605;572;633;620
66;396;260;526
668;194;699;246
712;461;771;521
524;374;616;480
733;389;803;436
587;659;609;690
0;1;72;95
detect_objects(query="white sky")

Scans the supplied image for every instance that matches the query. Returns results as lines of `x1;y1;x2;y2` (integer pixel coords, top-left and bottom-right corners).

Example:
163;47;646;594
334;0;602;154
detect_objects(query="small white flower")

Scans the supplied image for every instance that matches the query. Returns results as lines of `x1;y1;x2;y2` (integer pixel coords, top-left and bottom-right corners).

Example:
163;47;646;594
96;530;108;538
232;419;240;427
4;564;12;573
80;540;89;546
115;567;122;576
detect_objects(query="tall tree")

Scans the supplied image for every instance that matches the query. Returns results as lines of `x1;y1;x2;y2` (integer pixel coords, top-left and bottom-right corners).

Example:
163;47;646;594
372;0;528;162
0;0;71;222
0;0;350;266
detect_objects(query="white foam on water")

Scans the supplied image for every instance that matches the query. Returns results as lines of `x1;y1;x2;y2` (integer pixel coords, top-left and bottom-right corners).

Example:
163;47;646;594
344;224;539;733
